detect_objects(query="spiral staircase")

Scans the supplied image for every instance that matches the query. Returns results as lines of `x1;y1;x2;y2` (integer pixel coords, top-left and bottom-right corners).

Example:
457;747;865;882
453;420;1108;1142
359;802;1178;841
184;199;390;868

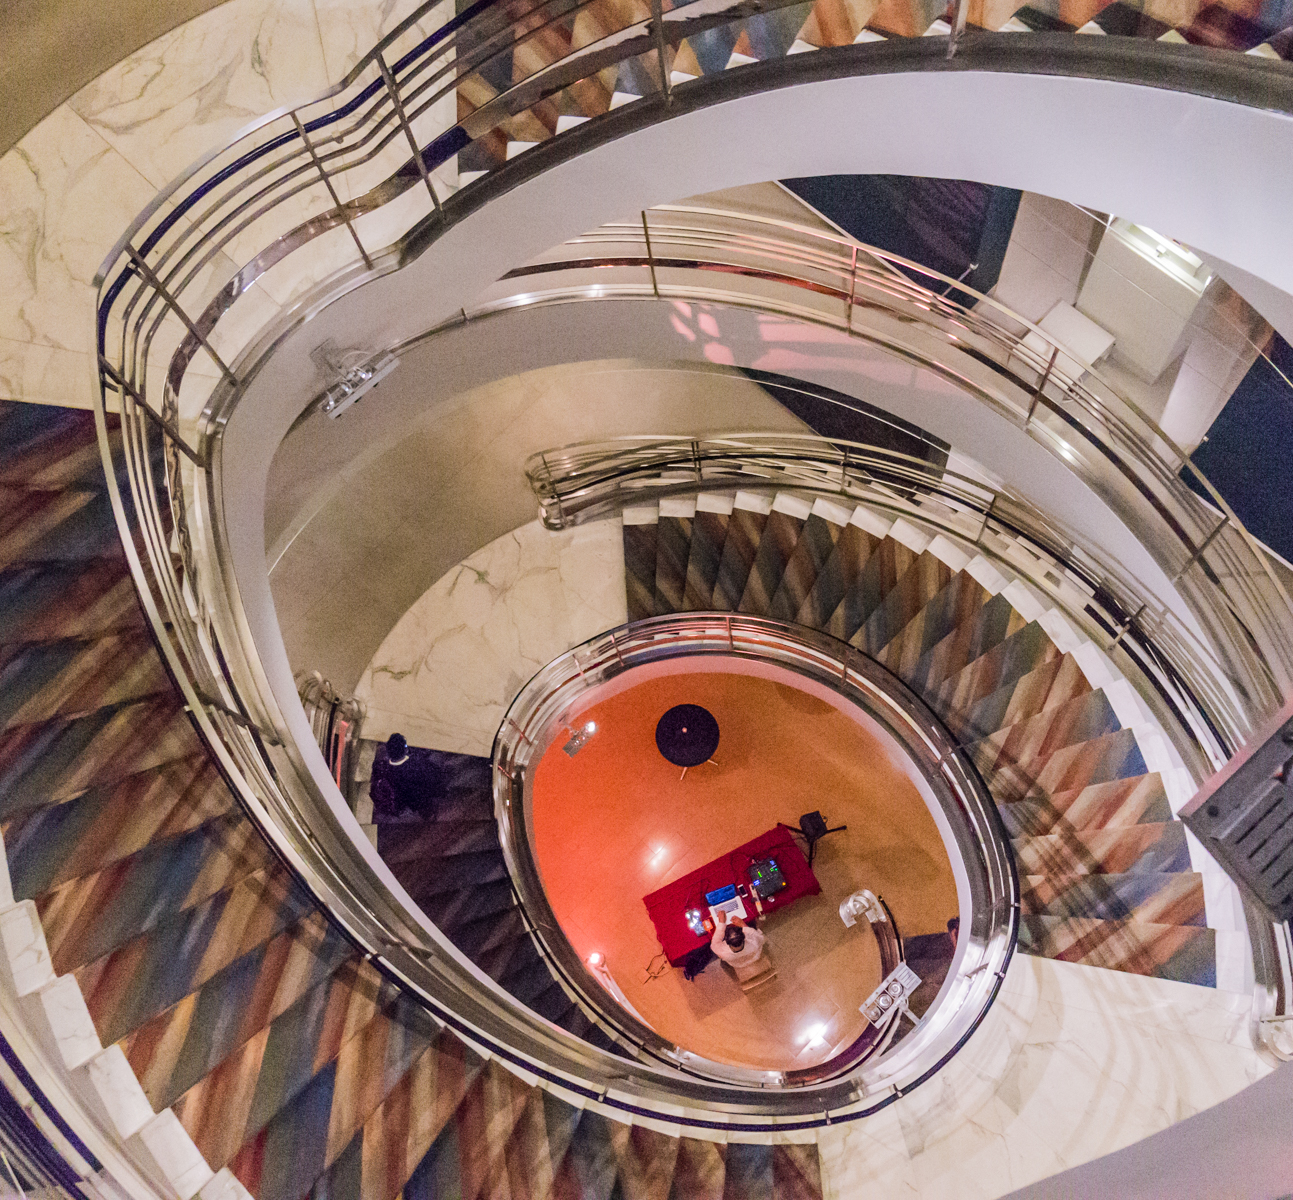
620;491;1215;983
0;400;826;1200
3;0;1293;1190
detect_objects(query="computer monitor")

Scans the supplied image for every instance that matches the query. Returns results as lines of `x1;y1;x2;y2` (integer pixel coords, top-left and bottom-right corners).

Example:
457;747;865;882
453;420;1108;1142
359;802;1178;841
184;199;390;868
705;884;737;906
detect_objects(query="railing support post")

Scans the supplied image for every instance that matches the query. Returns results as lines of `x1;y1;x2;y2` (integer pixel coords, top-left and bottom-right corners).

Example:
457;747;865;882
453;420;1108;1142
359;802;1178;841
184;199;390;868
378;53;443;216
846;244;858;333
1025;347;1059;429
123;244;238;386
642;211;659;298
650;0;672;103
291;113;373;269
1171;514;1230;583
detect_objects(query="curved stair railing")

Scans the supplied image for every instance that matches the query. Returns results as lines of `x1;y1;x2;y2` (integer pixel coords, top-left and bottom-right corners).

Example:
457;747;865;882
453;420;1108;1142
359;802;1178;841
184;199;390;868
79;0;1293;1138
523;434;1293;1060
526;432;1267;765
491;204;1293;723
492;612;1017;1091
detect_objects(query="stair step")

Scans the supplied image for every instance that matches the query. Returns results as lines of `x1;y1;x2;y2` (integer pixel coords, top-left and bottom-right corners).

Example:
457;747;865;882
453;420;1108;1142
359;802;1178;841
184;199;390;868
0;561;144;644
4;756;232;896
1014;821;1191;877
767;498;849;621
876;569;992;685
997;773;1173;836
681;493;733;610
851;548;954;657
1019;915;1216;986
654;498;695;614
622;507;659;622
825;532;914;642
971;688;1122;781
998;726;1148;806
739;492;812;614
951;652;1090;747
36;813;277;972
1020;870;1205;925
120;911;358;1110
713;491;772;611
934;619;1060;728
795;505;882;630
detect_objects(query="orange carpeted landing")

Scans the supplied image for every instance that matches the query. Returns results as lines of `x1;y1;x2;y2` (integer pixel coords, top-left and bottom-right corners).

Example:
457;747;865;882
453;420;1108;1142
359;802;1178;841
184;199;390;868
531;668;958;1071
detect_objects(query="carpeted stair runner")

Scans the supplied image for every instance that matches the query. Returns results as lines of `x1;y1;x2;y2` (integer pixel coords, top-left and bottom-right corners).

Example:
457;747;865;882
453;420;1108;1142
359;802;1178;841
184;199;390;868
621;490;1217;986
357;745;625;1053
0;402;823;1199
453;0;1283;181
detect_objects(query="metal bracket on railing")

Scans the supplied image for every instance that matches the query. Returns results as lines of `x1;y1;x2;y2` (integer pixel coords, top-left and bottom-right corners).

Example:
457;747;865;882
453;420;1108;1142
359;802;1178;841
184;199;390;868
846;244;858;333
947;0;970;57
123;244;238;386
1171;514;1230;584
378;52;443;217
189;691;283;745
1107;603;1147;652
290;113;373;270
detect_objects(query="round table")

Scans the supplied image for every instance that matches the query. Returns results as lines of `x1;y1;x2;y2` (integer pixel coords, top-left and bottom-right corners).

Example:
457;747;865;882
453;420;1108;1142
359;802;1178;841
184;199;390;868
655;704;720;773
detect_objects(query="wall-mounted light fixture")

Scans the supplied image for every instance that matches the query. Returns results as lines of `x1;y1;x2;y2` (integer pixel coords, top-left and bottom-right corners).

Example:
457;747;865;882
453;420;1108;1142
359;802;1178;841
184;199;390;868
315;351;401;419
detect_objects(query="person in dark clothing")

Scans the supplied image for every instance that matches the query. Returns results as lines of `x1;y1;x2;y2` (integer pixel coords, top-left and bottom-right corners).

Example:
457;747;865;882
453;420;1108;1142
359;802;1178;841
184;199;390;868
369;733;444;819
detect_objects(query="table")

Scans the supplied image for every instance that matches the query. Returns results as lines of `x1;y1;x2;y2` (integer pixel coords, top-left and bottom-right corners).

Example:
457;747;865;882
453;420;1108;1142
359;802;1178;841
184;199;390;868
643;827;821;966
655;704;720;768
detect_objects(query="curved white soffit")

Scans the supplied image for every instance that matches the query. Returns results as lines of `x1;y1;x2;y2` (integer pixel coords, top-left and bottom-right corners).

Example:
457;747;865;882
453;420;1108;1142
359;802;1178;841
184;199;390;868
223;67;1293;722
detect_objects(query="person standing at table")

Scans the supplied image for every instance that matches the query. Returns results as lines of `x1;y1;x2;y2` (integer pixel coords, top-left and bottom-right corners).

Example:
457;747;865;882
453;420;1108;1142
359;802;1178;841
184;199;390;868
711;910;766;970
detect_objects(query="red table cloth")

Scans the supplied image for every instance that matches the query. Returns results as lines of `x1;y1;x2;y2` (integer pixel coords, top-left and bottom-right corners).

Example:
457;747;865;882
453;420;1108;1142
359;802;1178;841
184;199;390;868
643;826;821;966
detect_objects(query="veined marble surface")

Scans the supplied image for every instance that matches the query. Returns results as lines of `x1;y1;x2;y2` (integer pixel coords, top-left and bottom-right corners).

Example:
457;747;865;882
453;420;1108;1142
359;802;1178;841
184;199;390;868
818;953;1270;1200
0;0;448;410
356;518;627;755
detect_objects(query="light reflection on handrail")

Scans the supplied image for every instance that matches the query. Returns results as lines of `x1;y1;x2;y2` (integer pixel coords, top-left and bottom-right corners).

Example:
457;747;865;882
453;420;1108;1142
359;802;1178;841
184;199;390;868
492;612;1018;1090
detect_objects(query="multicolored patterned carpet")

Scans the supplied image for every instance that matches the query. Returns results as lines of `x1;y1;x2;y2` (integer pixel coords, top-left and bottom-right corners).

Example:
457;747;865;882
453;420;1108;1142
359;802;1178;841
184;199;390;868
360;742;625;1052
456;0;1293;177
622;491;1216;986
0;400;824;1199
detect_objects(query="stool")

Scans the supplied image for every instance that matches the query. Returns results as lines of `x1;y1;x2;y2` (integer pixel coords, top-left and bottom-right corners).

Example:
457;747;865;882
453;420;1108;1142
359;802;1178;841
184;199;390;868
733;957;777;992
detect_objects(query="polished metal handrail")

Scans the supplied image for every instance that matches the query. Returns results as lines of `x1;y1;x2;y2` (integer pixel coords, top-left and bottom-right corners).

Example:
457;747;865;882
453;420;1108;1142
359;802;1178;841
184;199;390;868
523;431;1260;767
87;0;1293;1114
497;203;1293;711
492;612;1017;1090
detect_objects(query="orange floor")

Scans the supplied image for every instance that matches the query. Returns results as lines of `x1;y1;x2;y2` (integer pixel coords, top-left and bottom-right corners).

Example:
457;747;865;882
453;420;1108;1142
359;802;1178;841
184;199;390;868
531;668;958;1071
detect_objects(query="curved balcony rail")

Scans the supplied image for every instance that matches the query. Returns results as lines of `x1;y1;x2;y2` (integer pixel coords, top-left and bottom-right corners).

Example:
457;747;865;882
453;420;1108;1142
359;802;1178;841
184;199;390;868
495;204;1293;724
525;430;1267;767
492;612;1018;1090
521;433;1293;1061
87;0;1293;1117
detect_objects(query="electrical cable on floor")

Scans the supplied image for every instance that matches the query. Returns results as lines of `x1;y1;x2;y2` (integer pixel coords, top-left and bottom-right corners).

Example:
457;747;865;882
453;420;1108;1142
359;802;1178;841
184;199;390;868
643;951;670;982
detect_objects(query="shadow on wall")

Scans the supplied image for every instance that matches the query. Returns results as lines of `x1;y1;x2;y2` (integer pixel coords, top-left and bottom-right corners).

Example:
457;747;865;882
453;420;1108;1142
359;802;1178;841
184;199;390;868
1000;1060;1293;1200
780;174;1023;304
1186;331;1293;565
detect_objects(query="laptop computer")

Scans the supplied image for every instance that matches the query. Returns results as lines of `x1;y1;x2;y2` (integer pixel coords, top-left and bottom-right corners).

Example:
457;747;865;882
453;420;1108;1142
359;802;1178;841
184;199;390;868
705;883;747;924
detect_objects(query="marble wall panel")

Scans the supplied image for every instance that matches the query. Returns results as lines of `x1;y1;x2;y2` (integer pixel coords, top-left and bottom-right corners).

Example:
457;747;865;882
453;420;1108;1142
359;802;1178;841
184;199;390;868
817;953;1269;1200
356;519;627;755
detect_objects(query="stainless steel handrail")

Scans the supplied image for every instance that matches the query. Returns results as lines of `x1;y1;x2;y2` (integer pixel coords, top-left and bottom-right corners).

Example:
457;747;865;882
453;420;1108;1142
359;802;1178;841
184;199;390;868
87;3;1293;1112
496;203;1293;710
522;431;1259;768
492;612;1018;1090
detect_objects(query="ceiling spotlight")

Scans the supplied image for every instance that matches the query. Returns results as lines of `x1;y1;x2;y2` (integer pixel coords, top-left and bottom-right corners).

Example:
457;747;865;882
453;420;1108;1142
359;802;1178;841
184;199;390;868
587;951;604;967
317;351;401;419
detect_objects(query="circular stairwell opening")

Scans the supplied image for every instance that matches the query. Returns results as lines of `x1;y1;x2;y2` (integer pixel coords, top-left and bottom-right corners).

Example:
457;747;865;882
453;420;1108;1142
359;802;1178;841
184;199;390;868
514;649;981;1077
